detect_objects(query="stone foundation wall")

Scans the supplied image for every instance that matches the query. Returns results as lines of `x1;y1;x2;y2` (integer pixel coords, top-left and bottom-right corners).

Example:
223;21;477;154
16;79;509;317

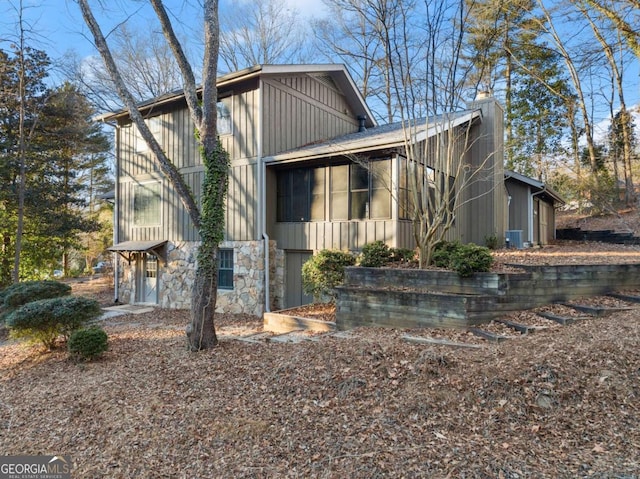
115;240;285;316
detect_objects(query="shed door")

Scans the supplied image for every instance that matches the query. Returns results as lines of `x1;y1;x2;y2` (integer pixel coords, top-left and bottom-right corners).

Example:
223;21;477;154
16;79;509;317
285;250;313;308
539;202;550;244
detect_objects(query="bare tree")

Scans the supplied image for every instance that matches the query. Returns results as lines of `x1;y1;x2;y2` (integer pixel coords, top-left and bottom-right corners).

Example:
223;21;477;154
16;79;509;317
219;0;310;72
77;0;227;350
386;0;500;266
313;0;402;123
584;0;640;60
61;22;190;113
577;0;636;204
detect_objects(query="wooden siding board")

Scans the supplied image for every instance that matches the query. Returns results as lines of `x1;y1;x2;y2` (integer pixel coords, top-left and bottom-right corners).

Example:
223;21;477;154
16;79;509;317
272;220;398;251
261;77;358;156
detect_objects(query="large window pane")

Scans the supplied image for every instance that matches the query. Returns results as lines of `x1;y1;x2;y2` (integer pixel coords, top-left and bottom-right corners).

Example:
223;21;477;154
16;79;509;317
276;167;325;222
350;163;368;220
331;165;349;220
310;168;325;220
370;160;390;219
291;169;310;221
134;182;161;226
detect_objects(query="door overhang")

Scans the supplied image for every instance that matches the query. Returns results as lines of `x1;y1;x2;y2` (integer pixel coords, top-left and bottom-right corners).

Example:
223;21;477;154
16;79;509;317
108;240;168;265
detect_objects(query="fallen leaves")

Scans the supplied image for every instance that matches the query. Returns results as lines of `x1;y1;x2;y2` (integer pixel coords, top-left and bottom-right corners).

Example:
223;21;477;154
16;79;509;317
1;241;639;477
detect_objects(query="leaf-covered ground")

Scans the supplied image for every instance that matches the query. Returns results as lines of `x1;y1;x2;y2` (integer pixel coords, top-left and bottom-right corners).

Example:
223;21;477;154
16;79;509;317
1;299;639;477
1;240;640;477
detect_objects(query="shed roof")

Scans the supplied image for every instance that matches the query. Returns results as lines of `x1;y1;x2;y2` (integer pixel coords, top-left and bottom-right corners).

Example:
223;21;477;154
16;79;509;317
505;169;565;205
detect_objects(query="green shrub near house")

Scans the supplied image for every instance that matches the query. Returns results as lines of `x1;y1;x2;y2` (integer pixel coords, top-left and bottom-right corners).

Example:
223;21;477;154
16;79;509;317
302;250;356;302
431;241;494;277
359;241;416;267
68;326;109;361
5;296;102;349
359;240;392;267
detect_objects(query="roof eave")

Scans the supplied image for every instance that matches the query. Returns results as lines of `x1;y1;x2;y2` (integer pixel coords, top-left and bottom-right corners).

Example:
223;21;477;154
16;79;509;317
94;64;376;127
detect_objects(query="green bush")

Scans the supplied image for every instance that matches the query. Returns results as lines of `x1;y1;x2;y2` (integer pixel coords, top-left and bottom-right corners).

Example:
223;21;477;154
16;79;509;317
302;250;356;302
450;243;494;277
6;296;102;349
390;247;416;263
430;241;493;277
0;281;71;318
359;241;392;267
68;327;108;361
431;241;463;268
484;233;499;250
359;242;415;268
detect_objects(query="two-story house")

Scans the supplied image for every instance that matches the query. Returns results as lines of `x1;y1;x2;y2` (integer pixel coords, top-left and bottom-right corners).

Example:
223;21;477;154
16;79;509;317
101;64;507;316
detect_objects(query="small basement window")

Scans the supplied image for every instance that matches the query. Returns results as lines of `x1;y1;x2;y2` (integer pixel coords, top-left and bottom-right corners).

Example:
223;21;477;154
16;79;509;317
218;248;234;290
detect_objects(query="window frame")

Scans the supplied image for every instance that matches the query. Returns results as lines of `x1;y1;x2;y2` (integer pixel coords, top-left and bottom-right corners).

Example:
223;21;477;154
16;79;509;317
331;159;391;221
217;96;233;136
218;248;234;290
133;181;162;227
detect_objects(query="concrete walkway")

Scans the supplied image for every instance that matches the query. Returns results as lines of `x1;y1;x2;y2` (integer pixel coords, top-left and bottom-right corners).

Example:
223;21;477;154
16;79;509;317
100;304;156;320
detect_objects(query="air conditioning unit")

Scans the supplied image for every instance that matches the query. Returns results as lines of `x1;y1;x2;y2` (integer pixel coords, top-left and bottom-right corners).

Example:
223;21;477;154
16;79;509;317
505;230;523;249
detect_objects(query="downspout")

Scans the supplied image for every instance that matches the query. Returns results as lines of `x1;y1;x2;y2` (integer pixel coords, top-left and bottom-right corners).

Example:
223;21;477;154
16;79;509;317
113;124;120;303
258;77;270;313
102;119;120;303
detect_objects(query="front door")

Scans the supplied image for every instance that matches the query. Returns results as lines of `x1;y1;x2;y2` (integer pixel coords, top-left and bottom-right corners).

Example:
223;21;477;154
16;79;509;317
136;253;158;304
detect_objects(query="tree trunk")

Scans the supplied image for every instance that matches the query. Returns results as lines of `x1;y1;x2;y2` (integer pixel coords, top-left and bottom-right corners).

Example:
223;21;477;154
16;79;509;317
187;264;218;351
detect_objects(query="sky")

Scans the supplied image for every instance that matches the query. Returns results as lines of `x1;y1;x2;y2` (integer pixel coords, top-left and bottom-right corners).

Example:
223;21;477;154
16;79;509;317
0;0;326;60
1;0;637;131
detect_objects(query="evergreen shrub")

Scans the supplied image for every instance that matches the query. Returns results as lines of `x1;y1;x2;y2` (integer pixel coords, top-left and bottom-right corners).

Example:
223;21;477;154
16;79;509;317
302;250;356;302
68;327;108;361
359;241;392;267
0;280;71;318
431;241;494;277
6;296;102;349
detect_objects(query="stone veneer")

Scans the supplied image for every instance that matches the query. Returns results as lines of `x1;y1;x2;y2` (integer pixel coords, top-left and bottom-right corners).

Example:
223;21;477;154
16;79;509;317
115;240;284;316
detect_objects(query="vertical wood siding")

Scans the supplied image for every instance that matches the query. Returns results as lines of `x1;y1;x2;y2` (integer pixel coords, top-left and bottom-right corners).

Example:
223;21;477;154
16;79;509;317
505;181;530;240
117;82;261;243
262;75;359;156
273;220;397;251
459;99;506;245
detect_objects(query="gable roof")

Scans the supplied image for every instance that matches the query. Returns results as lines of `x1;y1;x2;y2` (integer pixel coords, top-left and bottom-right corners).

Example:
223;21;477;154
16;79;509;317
265;109;482;164
95;64;376;128
505;169;565;205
